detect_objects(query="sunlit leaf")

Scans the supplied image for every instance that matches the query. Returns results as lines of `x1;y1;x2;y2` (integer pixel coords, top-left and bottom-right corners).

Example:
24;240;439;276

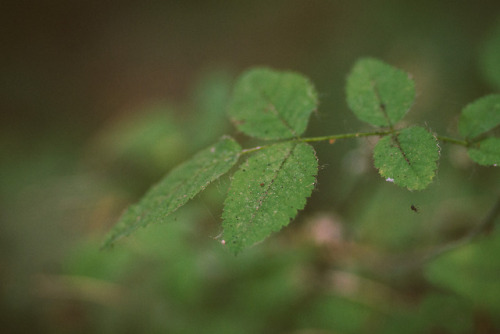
346;58;415;127
458;94;500;139
222;142;318;254
102;136;242;248
373;127;439;190
228;68;318;140
467;137;500;166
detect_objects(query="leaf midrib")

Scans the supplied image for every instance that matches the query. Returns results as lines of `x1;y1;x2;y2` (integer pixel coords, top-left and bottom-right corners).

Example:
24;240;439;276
247;143;296;226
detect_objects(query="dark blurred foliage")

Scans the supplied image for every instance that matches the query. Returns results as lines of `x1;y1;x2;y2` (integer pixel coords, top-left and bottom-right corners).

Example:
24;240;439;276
1;1;500;333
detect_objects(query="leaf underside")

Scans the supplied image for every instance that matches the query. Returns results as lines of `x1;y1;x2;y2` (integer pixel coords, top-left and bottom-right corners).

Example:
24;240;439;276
467;137;500;166
373;126;440;190
228;68;318;140
222;142;318;254
459;94;500;139
102;136;242;248
346;58;415;127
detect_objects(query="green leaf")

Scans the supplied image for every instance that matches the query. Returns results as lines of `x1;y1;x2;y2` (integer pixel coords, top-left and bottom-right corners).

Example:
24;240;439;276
102;136;242;248
228;68;318;140
346;58;415;127
373;127;439;190
458;94;500;139
222;142;318;254
467;137;500;166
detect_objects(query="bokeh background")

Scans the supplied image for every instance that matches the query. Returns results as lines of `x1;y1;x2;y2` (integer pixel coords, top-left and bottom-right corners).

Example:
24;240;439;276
1;1;500;333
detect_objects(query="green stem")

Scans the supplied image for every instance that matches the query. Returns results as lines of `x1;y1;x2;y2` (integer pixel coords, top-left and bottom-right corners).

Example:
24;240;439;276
436;135;468;146
241;131;468;155
300;130;393;143
241;130;393;155
241;145;271;155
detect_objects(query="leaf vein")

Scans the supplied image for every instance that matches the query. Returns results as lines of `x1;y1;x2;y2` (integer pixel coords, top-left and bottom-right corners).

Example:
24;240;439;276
258;86;299;138
370;80;392;127
391;133;411;166
248;143;296;224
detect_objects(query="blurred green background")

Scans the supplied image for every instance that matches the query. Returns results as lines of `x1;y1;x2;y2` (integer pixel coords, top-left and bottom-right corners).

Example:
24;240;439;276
1;1;500;333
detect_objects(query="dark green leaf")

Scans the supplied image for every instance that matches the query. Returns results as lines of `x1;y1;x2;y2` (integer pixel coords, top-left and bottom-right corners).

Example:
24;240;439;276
346;58;415;127
467;137;500;166
228;68;318;140
373;127;440;190
102;136;242;248
222;142;318;254
458;94;500;139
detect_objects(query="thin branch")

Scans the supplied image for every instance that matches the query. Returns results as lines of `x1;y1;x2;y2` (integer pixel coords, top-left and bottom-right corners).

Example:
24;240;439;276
240;131;469;157
240;130;393;155
241;145;270;155
436;135;468;147
300;130;393;143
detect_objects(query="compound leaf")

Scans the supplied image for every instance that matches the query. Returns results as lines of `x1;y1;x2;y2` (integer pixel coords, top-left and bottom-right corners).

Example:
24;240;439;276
458;94;500;139
228;68;318;140
103;136;242;248
346;58;415;127
222;142;318;254
467;137;500;166
373;126;439;190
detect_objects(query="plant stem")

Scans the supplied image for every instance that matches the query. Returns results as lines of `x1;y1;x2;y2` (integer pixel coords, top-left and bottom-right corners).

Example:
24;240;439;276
241;131;468;155
300;130;393;143
241;130;393;155
240;145;271;155
436;135;468;146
